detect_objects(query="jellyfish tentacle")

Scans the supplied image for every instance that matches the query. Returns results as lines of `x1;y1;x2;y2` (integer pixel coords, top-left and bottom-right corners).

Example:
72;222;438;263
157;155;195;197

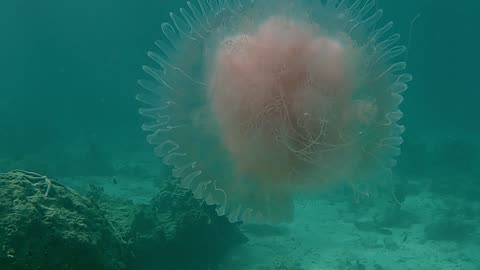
366;21;394;48
376;62;407;80
349;0;364;13
356;0;376;19
138;79;168;96
376;33;401;52
349;9;382;36
161;23;180;50
388;74;412;94
187;1;210;34
153;40;174;65
180;7;205;38
373;45;406;67
149;46;206;87
170;12;196;40
141;65;175;91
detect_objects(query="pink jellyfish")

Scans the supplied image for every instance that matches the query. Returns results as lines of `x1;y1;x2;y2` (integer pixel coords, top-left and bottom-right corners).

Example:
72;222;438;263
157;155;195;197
137;0;411;223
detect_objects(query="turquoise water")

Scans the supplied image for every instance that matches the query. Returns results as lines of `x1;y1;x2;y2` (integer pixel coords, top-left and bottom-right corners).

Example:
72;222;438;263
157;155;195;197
1;0;479;269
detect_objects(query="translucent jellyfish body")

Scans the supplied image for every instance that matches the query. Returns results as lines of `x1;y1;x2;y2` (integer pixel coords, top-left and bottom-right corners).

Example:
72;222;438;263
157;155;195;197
138;0;412;223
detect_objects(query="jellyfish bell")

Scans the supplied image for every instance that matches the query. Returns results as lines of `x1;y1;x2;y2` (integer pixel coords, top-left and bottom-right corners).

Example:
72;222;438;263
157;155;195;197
137;0;412;224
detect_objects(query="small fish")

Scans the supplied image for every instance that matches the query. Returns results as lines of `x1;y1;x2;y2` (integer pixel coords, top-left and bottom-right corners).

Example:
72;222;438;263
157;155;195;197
113;176;117;184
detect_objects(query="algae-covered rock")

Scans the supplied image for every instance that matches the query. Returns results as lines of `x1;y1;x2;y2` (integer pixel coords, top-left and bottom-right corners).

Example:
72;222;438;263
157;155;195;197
0;170;130;270
97;177;248;270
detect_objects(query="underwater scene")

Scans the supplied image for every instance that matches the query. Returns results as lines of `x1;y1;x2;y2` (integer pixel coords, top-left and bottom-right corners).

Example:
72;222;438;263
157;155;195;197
1;0;479;269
